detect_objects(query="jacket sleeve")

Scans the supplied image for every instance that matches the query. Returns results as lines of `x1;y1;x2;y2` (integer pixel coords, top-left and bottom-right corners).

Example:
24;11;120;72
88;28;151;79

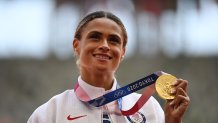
27;103;50;123
27;98;57;123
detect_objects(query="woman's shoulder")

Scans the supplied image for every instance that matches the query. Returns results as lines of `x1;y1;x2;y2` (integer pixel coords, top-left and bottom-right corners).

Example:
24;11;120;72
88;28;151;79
27;90;76;122
37;89;76;108
50;89;75;101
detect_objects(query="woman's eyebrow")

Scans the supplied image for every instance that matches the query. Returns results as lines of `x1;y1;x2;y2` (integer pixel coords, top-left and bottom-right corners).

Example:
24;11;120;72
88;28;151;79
87;31;121;40
109;34;121;39
87;31;102;36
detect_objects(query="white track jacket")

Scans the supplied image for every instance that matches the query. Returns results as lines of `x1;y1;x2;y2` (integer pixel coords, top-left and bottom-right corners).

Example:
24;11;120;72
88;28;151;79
28;76;165;123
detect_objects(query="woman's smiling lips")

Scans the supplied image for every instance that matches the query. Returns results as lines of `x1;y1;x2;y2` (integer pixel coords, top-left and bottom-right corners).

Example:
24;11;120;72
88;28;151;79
93;54;112;60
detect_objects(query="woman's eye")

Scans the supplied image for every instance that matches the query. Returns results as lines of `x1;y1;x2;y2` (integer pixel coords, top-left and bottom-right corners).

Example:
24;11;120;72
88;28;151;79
108;36;121;44
89;34;100;40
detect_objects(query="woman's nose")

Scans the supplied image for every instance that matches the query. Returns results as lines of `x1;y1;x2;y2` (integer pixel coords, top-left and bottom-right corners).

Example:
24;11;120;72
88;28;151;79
99;40;110;51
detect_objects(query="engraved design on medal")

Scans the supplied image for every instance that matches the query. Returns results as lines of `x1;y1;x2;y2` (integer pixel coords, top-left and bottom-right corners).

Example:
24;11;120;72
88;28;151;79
155;74;177;100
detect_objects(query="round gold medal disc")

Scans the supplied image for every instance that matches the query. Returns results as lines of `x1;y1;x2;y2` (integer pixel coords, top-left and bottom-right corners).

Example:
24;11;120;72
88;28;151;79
155;74;177;100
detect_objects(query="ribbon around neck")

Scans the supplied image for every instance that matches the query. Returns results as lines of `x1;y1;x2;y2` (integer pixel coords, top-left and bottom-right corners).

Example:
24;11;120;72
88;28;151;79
74;72;160;116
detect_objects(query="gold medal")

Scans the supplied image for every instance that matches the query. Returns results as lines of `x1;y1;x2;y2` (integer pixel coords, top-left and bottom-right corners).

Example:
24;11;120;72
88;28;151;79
155;74;177;100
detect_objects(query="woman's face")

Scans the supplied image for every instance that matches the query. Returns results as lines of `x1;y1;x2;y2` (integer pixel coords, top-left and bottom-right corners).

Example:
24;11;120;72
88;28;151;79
73;18;125;74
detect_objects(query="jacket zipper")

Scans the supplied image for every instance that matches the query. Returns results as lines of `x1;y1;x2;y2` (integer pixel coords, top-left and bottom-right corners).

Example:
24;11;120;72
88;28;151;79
105;105;113;123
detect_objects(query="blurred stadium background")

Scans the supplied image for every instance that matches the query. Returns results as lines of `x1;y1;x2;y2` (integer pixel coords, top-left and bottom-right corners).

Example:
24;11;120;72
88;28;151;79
0;0;218;123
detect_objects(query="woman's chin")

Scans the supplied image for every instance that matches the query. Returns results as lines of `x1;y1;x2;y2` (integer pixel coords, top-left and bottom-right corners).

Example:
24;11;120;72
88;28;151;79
92;65;111;72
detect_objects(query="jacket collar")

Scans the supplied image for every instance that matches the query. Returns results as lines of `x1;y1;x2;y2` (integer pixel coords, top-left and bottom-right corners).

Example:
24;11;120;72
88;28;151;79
78;76;117;100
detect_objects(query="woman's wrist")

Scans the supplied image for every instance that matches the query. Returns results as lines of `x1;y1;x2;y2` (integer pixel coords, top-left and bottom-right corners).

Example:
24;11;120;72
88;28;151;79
165;114;182;123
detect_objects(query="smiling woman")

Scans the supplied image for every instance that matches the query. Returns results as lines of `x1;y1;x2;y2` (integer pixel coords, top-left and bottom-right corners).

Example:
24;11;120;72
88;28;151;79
28;11;189;123
73;18;125;90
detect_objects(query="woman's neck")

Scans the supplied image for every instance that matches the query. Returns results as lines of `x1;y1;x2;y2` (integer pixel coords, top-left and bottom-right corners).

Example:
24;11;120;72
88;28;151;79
80;69;114;90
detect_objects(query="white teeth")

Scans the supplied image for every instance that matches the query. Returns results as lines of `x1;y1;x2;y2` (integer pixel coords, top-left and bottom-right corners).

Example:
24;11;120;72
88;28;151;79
95;55;110;60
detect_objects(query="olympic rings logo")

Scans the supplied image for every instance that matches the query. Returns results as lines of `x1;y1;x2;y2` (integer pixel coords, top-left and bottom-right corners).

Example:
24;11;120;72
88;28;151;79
114;90;126;98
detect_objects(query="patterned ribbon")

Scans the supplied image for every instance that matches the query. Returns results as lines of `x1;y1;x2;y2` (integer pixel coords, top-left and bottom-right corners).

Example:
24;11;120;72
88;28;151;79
74;72;160;116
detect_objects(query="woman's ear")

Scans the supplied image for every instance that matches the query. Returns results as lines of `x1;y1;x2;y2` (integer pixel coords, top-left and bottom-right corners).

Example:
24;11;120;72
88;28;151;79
121;48;126;60
73;38;80;56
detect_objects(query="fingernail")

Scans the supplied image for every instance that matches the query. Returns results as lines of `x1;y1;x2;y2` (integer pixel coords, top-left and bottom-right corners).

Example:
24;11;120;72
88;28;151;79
170;88;176;94
171;81;178;86
170;101;174;106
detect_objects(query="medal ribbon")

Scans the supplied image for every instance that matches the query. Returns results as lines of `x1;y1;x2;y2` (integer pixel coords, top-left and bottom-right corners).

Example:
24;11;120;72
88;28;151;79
74;72;160;116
